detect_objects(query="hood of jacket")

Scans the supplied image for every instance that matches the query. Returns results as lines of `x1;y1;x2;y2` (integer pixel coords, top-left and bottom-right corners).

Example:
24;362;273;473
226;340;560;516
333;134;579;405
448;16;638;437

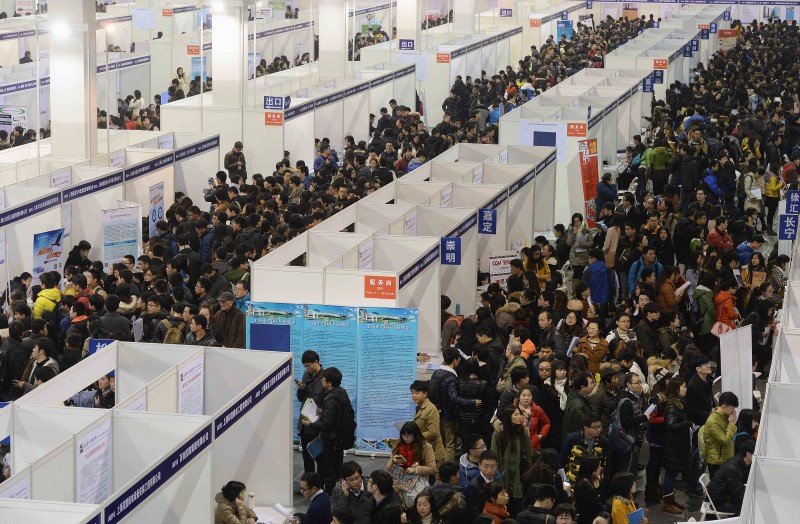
38;287;62;302
496;302;521;316
214;492;234;507
714;290;735;306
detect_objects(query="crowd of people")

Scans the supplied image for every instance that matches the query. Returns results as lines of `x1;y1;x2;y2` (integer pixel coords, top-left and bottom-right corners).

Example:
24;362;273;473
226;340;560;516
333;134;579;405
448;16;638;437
0;10;792;524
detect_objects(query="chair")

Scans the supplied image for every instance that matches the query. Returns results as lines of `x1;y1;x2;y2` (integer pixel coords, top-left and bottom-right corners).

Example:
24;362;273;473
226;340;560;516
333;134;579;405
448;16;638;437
559;261;574;300
698;472;736;521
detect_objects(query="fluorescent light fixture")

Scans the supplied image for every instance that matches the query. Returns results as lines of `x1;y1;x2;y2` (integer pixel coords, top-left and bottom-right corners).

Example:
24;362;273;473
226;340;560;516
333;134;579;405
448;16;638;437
51;21;70;38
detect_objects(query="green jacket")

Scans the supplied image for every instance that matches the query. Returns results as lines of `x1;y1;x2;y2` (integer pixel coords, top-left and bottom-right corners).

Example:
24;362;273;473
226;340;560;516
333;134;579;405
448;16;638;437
701;410;736;466
694;286;716;336
491;429;533;499
640;147;653;169
563;390;593;441
650;146;673;171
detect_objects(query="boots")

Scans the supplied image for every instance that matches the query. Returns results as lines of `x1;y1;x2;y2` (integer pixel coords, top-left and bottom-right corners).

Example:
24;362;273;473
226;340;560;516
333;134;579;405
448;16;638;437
661;493;684;514
672;495;686;511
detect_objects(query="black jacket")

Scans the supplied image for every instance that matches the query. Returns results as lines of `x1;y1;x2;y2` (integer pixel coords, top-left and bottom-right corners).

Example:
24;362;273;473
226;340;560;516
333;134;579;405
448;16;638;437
684;373;714;426
310;386;353;441
296;367;325;435
706;455;748;511
100;311;131;341
370;492;403;524
663;399;691;472
1;337;26;395
331;479;373;524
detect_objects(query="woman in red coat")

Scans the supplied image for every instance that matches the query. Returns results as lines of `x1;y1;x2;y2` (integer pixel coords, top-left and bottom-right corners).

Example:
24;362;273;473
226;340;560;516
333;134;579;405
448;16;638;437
517;385;551;449
714;279;740;329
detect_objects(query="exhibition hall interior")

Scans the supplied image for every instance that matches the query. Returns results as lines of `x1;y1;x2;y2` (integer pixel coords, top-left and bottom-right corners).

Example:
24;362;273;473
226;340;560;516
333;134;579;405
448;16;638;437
0;0;796;522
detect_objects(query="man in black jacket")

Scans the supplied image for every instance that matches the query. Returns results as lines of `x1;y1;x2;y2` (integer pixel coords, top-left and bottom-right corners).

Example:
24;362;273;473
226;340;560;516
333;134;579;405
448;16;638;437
431;348;478;462
304;367;353;493
296;350;325;475
706;440;753;515
223;141;246;182
0;321;27;400
368;470;402;524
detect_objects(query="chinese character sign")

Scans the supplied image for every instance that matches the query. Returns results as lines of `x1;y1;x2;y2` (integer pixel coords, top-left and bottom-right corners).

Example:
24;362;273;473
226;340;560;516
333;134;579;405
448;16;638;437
399;39;414;50
478;208;497;235
653;70;664;84
643;75;654;93
578;139;599;228
779;215;798;241
499;8;512;17
786;191;800;215
364;276;397;299
441;237;461;265
263;95;285;110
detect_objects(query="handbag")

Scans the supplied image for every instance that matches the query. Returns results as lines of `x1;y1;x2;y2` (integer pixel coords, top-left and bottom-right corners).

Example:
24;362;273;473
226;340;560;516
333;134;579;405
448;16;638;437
711;302;733;337
390;464;429;509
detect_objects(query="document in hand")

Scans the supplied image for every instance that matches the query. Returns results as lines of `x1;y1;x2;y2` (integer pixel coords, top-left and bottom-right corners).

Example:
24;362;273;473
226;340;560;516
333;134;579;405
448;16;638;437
627;508;645;524
301;398;319;423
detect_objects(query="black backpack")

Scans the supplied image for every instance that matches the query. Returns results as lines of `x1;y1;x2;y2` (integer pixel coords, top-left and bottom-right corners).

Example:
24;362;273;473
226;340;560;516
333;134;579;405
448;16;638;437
428;371;443;409
336;397;357;450
736;172;752;204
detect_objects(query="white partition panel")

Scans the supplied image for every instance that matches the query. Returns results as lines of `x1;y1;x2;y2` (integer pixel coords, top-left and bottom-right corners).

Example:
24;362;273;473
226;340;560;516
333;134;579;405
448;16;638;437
743;457;800;523
757;383;800;460
0;499;102;524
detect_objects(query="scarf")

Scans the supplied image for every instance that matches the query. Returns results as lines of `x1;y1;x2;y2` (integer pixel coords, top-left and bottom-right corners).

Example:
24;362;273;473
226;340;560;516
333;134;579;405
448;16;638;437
483;501;510;521
555;379;568;410
398;442;415;469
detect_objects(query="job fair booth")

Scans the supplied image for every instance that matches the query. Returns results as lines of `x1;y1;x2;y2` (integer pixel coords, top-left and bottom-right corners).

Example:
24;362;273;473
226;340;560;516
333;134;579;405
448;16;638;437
0;499;103;524
10;340;294;510
499;69;648;223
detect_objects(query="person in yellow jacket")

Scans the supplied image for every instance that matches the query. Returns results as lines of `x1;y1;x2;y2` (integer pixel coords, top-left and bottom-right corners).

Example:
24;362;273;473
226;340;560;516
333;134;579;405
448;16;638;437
700;391;738;478
32;272;62;319
764;167;784;235
523;245;550;290
610;472;648;524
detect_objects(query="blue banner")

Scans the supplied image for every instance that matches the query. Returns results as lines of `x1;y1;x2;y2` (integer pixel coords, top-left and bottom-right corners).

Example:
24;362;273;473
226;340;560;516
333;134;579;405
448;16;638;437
724;10;730;20
653;70;664;84
779;215;798;240
88;339;114;356
643;75;654;93
557;20;574;41
173;135;220;162
245;302;304;351
441;237;461;265
561;10;568;19
710;22;717;33
692;39;699;51
356;307;417;450
701;28;709;39
32;228;65;276
786;190;800;214
399;38;414;50
478;208;497;234
684;44;692;57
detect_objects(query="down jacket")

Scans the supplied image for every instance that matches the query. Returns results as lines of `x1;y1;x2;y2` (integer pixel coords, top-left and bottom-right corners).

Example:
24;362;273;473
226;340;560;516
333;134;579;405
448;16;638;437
663;399;692;472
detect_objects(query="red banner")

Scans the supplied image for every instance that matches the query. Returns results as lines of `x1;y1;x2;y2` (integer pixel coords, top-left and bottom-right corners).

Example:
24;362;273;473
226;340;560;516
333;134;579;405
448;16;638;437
578;138;599;228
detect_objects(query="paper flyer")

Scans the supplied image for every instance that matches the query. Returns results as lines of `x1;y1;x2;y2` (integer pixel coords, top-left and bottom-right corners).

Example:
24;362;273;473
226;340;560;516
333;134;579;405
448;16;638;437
76;419;112;504
178;355;205;415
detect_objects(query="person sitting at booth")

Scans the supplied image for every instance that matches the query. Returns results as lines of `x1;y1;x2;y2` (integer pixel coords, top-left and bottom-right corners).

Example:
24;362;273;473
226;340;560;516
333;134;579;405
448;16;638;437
214;480;257;524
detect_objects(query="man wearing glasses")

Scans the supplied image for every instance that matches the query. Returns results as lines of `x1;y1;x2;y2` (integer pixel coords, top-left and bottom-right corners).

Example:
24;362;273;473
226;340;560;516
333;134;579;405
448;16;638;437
458;434;501;489
331;461;373;524
615;373;651;477
561;415;609;485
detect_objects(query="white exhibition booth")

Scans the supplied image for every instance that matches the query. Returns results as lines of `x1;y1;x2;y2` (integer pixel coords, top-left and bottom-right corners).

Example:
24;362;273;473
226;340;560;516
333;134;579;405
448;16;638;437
0;342;293;522
0;131;219;290
162;62;414;175
360;26;523;125
0;499;103;524
499;68;648;220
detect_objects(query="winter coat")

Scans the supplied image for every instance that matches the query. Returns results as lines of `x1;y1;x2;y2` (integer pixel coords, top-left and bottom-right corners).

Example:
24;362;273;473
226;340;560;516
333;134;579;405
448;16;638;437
627;257;663;292
684;373;714;427
663;399;692;472
701;410;736;466
538;382;566;450
560;431;610;484
495;302;521;331
214;492;256;524
602;226;621;268
331;479;374;524
694;285;716;335
655;278;685;313
523;403;551;449
563;391;593;440
296;367;325;435
213;306;246;348
32;287;61;319
459;452;502;489
491;430;534;499
583;260;613;304
634;319;658;358
497;356;527;394
737;241;756;268
595;180;617;213
567;225;594;267
588;382;618;435
706;456;748;511
385;441;437;476
414;398;446;462
707;227;733;252
575;337;609;375
370;491;403;524
432;366;474;421
714;290;739;329
310;386;353;441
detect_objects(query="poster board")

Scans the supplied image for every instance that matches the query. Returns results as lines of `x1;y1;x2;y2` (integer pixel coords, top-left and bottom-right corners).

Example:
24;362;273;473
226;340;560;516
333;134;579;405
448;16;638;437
101;206;141;269
32;228;64;276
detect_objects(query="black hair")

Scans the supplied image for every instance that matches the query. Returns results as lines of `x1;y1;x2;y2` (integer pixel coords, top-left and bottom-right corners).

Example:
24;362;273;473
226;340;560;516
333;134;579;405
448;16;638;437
220;480;246;502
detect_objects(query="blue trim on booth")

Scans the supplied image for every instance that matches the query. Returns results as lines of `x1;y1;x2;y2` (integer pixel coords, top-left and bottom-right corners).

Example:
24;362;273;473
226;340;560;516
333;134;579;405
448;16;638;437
399;245;440;289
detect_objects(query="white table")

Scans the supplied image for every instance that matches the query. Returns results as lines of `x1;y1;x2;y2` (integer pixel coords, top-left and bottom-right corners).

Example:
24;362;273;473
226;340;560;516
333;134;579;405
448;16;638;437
253;506;294;524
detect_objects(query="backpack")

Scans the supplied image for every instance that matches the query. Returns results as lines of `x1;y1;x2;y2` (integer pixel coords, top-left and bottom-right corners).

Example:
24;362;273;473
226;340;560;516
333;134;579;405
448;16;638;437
698;424;708;462
608;397;635;455
736;172;753;204
336;399;357;450
443;315;464;347
162;319;185;344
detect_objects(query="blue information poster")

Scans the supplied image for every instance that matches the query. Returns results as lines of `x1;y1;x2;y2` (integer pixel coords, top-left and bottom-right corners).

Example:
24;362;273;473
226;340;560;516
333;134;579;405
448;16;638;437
301;304;359;423
356;307;418;452
32;228;65;276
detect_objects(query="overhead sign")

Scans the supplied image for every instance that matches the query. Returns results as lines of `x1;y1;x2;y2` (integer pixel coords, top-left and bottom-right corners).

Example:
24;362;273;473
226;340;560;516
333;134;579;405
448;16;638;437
500;8;512;16
692;39;699;51
779;214;798;241
478;208;497;235
710;22;717;33
724;10;730;21
263;95;289;110
186;45;200;55
643;75;654;93
530;19;541;27
786;191;800;214
653;70;664;84
436;52;450;63
701;28;709;39
567;122;587;137
561;10;568;19
684;44;692;57
441;237;461;265
653;58;667;70
162;8;173;16
399;38;414;50
264;112;283;126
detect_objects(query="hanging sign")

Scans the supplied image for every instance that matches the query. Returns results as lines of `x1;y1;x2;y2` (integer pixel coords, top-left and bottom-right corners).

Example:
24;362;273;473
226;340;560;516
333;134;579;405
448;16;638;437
441;237;461;265
364;275;396;299
478;208;497;234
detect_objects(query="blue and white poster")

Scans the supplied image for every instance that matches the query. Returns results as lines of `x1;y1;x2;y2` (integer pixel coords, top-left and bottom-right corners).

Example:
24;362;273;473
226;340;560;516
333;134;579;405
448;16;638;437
88;339;114;356
441;237;461;265
478;208;497;234
148;182;164;239
779;214;798;241
101;207;140;270
356;307;417;451
245;302;304;352
556;20;574;41
191;56;207;85
785;190;800;214
32;228;64;276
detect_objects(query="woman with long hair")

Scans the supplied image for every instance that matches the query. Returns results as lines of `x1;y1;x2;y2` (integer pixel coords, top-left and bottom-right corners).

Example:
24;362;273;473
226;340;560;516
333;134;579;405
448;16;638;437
574;456;607;524
660;376;691;514
456;358;495;447
526;245;551;290
491;407;533;515
654;228;675;267
684;250;704;310
766;254;790;299
557;310;585;343
386;422;437;477
538;359;568;450
520;447;569;505
655;266;686;314
403;490;441;524
734;408;759;453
